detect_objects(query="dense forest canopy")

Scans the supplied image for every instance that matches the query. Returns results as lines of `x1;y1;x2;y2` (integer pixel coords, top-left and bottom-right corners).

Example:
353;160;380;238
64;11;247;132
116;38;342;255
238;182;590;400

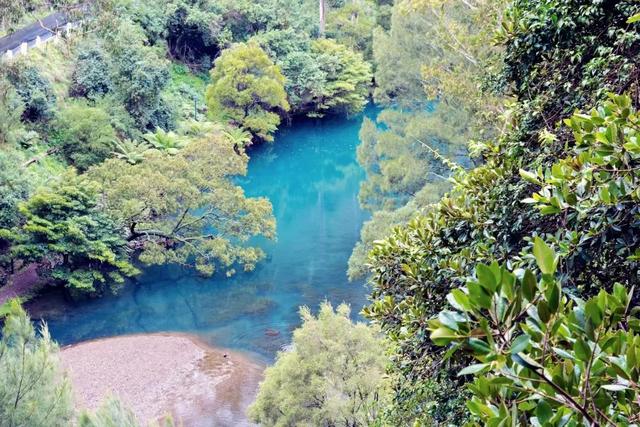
0;0;383;296
3;0;640;425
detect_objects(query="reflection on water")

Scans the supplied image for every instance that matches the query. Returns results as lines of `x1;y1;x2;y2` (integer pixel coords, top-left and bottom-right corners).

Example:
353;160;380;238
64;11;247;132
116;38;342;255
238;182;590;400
38;107;377;361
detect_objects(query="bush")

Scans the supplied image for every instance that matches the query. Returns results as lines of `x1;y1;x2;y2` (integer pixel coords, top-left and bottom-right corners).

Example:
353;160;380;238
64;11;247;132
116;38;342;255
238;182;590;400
249;302;390;426
70;43;114;99
205;42;289;141
309;39;372;116
0;301;73;426
0;77;25;145
5;64;56;123
53;101;118;171
429;238;640;425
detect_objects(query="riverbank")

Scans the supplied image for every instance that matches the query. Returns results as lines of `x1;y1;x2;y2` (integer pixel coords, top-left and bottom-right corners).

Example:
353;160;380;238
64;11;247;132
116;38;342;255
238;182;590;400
60;333;264;426
0;263;45;306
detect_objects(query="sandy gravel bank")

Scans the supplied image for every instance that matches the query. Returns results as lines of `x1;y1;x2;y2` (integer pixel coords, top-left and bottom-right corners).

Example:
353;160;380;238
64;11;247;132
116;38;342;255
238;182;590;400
60;333;264;426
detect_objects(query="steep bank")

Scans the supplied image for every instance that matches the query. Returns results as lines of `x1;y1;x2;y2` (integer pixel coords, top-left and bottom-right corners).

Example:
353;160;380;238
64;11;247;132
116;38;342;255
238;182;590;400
60;333;264;426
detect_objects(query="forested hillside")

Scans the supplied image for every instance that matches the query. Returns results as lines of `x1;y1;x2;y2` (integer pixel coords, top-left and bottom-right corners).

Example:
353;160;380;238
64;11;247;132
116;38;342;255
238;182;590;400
0;0;378;298
358;0;640;425
3;0;640;426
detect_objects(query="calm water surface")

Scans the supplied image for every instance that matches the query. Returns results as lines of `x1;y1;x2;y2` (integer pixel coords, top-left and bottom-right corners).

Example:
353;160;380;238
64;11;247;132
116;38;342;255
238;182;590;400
41;108;376;361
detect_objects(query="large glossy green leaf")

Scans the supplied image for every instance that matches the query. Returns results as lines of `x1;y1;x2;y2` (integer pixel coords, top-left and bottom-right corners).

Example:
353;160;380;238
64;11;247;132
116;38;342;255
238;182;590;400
533;237;556;275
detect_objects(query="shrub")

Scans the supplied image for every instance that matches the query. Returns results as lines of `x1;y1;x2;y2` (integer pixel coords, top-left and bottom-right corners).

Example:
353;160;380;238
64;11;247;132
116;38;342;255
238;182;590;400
53;101;118;171
429;238;640;425
5;64;56;123
249;302;390;426
70;43;113;99
205;42;289;141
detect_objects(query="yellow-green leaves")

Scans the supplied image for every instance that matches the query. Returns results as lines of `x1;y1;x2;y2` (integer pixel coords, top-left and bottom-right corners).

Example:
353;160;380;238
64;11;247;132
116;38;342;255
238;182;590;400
627;13;640;23
519;168;542;185
205;42;289;142
532;237;557;275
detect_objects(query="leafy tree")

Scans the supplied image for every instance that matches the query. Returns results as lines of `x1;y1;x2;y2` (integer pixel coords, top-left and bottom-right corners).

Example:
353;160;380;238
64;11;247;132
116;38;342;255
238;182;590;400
429;238;640;425
326;0;379;59
70;42;114;99
251;29;325;114
164;0;225;65
309;38;371;116
370;4;433;109
105;20;173;130
53;101;118;171
357;110;464;212
0;301;145;426
8;170;138;296
4;64;56;123
216;0;318;41
363;1;640;423
205;42;289;141
0;77;26;145
0;149;34;230
88;135;276;276
0;300;73;427
248;302;390;426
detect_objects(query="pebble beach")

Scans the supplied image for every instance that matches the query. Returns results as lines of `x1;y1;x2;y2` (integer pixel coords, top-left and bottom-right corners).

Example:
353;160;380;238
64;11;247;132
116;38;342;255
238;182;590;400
60;333;264;426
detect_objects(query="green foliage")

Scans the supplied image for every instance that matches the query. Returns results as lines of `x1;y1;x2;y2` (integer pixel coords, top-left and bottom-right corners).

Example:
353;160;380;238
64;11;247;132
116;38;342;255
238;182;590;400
105;20;173;130
111;139;151;164
143;128;187;155
248;302;390;427
164;0;224;65
70;42;114;99
497;0;640;129
78;396;141;427
205;42;289;141
88;135;275;277
429;238;640;426
252;29;372;117
357;110;462;212
309;38;372;116
8;170;138;295
4;63;56;123
222;127;252;148
363;0;640;423
0;149;34;230
0;300;73;426
215;0;318;41
370;3;433;109
0;77;26;145
326;0;379;59
251;29;325;114
53;101;118;171
350;0;500;288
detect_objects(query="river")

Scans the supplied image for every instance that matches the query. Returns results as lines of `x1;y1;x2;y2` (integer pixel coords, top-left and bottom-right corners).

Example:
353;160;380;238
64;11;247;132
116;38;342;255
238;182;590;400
35;107;377;361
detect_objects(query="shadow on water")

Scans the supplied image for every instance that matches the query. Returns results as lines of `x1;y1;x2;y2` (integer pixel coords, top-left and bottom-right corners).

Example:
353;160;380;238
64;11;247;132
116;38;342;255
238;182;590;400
34;106;379;362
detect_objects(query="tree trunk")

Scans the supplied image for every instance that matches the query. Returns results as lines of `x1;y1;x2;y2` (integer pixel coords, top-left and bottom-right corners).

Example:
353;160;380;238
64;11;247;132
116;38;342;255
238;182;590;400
319;0;326;36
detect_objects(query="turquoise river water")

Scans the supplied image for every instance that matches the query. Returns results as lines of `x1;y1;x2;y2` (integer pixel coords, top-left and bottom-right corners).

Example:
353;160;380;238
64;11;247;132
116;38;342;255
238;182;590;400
39;107;377;361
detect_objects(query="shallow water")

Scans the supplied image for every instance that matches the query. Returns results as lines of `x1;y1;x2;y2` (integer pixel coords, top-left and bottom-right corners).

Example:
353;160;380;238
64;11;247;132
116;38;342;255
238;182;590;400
40;107;376;361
